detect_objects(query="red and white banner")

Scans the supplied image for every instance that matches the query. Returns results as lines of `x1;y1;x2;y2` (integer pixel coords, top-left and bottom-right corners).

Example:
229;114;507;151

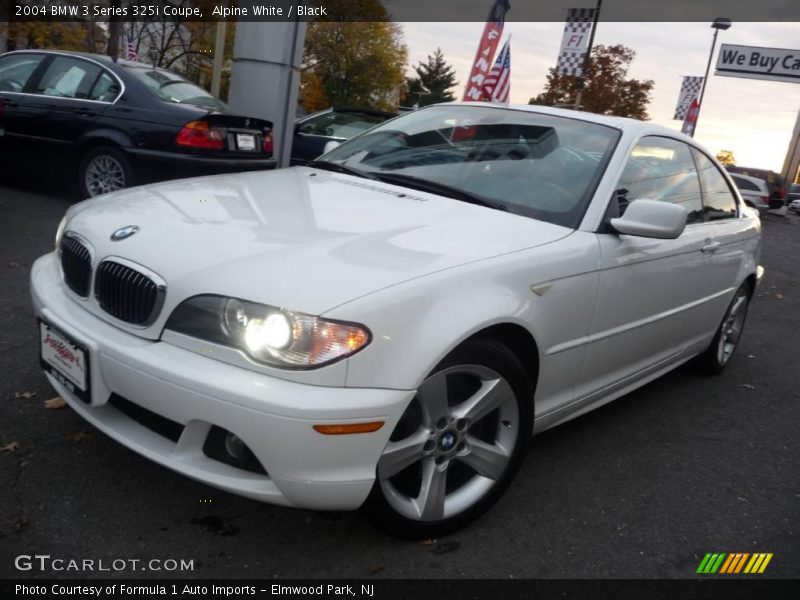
483;39;511;103
462;0;511;101
681;97;700;136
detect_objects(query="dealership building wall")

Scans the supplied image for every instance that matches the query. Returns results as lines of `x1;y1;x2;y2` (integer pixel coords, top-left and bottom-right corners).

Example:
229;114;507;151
783;110;800;184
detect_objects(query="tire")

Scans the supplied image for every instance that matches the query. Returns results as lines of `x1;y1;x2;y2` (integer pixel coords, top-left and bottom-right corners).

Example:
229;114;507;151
361;339;534;539
697;283;751;375
78;145;135;198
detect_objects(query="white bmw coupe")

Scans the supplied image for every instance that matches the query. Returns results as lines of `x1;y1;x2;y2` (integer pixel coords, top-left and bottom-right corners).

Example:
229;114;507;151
31;103;762;537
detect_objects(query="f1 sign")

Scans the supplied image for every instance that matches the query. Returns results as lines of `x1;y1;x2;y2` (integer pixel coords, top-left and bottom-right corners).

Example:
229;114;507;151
715;44;800;84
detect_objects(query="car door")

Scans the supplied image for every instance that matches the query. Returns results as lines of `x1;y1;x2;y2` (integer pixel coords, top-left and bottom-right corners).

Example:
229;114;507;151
0;52;47;159
575;135;719;400
13;55;114;163
691;148;753;324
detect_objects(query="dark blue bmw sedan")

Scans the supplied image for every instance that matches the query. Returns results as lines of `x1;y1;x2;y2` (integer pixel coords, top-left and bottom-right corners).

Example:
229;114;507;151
0;50;275;197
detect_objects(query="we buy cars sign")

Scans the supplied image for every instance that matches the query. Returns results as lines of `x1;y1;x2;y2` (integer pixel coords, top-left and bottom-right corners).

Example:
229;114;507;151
716;44;800;84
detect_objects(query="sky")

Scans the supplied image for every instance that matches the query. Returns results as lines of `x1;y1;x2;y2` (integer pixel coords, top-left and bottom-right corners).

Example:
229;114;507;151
401;21;800;172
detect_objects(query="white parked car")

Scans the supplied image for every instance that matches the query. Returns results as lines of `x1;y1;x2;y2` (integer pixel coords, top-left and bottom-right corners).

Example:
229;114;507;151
729;173;771;213
31;103;763;538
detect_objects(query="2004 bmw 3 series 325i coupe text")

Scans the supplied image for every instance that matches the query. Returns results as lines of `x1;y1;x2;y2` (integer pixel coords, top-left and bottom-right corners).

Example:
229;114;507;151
31;103;763;538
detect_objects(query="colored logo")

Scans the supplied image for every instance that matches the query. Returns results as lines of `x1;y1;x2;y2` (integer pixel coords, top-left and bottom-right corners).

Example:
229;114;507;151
110;225;139;241
696;553;773;574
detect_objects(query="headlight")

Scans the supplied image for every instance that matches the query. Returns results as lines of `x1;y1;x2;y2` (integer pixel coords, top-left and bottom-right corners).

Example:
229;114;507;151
55;215;67;253
165;295;371;369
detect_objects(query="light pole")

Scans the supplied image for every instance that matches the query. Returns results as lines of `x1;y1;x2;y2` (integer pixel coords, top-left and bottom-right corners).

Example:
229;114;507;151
692;17;731;137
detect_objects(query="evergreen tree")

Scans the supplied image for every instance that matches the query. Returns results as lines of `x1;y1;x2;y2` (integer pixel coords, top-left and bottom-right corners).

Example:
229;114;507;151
406;48;458;107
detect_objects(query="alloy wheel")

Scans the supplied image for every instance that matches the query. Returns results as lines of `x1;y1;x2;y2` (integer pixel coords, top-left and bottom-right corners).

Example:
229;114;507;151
378;364;519;522
84;154;126;197
717;287;748;366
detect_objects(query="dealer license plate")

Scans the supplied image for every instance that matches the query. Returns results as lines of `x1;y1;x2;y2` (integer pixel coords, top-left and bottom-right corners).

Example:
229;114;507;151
39;320;90;403
236;133;256;151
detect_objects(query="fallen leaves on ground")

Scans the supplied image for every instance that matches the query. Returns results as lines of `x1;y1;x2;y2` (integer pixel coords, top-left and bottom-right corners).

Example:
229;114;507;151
14;391;36;399
8;262;20;268
12;518;29;533
737;384;755;390
420;539;437;545
70;431;92;443
0;442;19;453
370;565;385;575
44;396;66;409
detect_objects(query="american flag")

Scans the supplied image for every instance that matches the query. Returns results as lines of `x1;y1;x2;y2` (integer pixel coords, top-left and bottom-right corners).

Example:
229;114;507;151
125;35;138;61
483;39;511;103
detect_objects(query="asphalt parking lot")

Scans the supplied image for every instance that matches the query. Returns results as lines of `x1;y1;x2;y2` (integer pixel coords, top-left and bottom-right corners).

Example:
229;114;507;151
0;173;798;580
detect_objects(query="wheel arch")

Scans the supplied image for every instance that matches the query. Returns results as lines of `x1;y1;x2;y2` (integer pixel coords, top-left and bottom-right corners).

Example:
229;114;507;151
76;129;134;153
464;323;540;396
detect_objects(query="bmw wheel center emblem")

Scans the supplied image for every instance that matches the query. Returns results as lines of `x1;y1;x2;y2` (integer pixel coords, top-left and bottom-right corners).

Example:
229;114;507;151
110;225;139;241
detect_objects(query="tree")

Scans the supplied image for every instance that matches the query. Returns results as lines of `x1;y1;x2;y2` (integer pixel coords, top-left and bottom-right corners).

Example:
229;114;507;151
405;48;458;107
300;0;408;112
530;44;654;120
716;150;736;165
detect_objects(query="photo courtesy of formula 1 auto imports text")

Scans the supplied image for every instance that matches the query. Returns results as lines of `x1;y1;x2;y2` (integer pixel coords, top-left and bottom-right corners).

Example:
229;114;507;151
1;1;799;599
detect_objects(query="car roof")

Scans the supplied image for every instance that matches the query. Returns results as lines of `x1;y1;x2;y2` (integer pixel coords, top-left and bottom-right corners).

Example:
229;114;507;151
3;48;117;65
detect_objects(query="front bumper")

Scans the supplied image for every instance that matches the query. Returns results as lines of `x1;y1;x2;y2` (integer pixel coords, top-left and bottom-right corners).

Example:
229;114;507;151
30;253;414;511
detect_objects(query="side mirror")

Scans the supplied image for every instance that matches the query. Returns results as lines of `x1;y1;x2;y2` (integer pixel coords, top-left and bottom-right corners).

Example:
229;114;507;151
323;140;341;154
610;199;687;239
293;122;301;135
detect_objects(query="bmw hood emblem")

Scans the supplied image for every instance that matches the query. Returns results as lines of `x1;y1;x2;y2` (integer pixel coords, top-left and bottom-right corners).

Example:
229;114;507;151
110;225;139;241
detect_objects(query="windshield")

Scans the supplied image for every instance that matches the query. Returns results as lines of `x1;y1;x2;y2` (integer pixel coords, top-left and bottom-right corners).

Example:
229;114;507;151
124;65;226;110
320;104;620;228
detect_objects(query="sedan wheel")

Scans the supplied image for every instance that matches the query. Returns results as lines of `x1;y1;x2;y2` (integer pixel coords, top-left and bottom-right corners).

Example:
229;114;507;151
699;283;751;374
78;146;134;198
363;340;533;538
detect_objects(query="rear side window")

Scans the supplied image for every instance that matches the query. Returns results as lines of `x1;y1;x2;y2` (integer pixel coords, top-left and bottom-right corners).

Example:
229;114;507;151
692;149;738;220
0;54;45;93
732;175;758;191
299;111;388;138
89;72;119;102
618;136;703;224
35;56;102;100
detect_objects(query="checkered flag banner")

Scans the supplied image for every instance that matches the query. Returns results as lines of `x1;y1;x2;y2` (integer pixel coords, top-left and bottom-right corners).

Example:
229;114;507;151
674;76;704;120
555;8;597;76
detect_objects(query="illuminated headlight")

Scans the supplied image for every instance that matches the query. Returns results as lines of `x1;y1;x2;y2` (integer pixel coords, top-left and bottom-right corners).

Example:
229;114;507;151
55;215;67;253
165;295;370;369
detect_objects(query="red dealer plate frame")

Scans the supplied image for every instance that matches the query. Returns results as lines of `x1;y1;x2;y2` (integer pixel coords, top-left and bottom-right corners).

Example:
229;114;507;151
38;319;91;404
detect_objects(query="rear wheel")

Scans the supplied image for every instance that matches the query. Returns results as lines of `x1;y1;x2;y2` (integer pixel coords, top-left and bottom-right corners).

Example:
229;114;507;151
79;146;134;198
362;339;533;538
698;283;751;374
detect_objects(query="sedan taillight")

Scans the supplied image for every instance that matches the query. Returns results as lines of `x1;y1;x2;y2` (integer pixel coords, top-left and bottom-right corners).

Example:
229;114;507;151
176;120;224;150
262;130;273;155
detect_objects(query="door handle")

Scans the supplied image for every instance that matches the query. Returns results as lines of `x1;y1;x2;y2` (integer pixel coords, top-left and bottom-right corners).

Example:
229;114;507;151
701;242;721;253
75;109;97;117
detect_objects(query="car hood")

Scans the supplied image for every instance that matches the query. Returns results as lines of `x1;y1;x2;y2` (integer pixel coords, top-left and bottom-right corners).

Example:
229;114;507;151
66;167;572;316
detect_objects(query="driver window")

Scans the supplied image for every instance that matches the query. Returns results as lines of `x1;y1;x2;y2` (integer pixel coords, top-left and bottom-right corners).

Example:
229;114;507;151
617;136;703;224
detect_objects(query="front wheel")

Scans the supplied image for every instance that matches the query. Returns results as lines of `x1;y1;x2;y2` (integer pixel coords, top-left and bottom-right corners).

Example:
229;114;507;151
698;283;751;374
78;146;134;198
362;339;533;538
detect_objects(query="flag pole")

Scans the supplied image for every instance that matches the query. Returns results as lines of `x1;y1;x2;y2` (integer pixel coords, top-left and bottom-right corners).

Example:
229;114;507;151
574;0;602;110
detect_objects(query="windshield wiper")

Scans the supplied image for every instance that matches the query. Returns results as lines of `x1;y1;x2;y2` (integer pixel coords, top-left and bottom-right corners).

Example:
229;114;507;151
306;160;378;180
371;172;505;211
